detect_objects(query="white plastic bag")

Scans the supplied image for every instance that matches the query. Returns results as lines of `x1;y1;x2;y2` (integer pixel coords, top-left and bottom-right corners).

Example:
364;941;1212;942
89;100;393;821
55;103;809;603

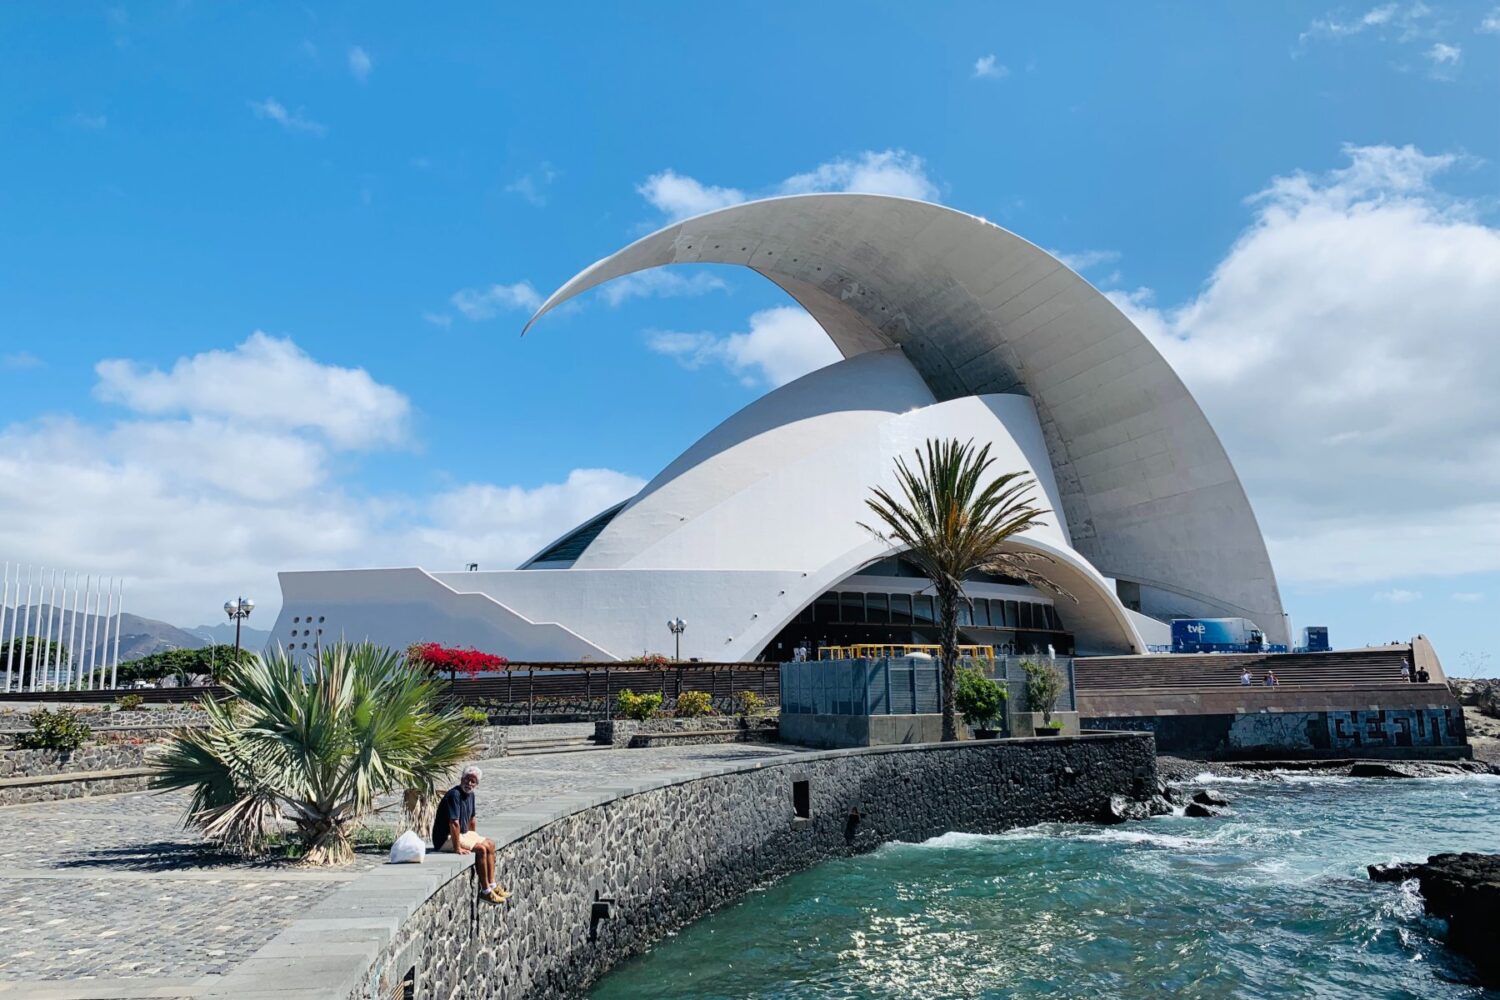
389;830;426;864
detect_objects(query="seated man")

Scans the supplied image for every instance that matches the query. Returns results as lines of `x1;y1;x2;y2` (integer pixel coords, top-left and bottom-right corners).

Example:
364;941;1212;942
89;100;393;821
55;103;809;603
1240;669;1253;686
433;765;508;904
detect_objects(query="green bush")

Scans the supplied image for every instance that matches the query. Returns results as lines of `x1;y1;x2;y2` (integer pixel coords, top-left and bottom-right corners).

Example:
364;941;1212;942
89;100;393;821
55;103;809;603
673;690;714;718
15;708;92;752
616;689;663;721
954;667;1006;730
737;690;765;715
1022;659;1065;724
458;706;489;726
115;694;145;711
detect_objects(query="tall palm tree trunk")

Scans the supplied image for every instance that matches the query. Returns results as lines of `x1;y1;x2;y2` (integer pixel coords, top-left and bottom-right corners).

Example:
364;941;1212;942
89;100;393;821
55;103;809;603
936;580;961;742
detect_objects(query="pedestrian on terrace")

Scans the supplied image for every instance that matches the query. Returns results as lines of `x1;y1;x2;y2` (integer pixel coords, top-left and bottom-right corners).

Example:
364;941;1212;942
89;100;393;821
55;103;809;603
1263;670;1279;687
433;765;508;904
1240;669;1253;686
1400;659;1411;681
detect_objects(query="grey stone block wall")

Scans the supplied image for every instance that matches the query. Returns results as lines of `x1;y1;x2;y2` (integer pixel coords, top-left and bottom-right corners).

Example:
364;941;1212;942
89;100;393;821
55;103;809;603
594;716;777;747
352;732;1155;1000
0;744;150;779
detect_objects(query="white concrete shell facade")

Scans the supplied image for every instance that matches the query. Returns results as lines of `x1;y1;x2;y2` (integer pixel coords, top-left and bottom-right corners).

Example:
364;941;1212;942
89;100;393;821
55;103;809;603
272;194;1286;661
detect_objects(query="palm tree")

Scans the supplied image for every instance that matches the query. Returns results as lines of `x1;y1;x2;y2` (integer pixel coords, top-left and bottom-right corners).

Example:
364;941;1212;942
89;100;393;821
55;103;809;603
153;642;476;865
862;438;1051;742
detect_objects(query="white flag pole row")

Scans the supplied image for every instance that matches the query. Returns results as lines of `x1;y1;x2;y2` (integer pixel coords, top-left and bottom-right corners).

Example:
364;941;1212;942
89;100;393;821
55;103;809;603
0;563;126;694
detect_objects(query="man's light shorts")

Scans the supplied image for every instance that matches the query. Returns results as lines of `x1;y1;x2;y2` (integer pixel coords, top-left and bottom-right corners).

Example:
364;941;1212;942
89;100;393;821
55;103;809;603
441;831;484;853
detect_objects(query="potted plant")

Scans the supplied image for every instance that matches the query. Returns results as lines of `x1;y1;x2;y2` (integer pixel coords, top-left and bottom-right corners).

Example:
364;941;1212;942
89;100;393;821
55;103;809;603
1022;659;1065;736
955;666;1007;739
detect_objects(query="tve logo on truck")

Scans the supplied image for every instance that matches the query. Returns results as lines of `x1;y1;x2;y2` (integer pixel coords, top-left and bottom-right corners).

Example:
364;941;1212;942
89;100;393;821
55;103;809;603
1171;618;1266;653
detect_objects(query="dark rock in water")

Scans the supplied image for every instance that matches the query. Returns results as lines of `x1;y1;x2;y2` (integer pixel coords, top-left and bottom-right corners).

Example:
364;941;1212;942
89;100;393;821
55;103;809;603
1350;761;1418;778
1366;852;1500;987
1192;789;1231;807
1101;795;1154;824
1184;801;1229;818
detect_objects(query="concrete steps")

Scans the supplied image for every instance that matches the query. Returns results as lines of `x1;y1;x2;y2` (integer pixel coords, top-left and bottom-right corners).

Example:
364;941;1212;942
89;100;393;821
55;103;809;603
506;737;609;757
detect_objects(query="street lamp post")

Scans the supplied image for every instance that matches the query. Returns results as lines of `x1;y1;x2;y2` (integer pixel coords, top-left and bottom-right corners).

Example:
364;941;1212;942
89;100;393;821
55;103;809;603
667;617;686;662
224;596;255;658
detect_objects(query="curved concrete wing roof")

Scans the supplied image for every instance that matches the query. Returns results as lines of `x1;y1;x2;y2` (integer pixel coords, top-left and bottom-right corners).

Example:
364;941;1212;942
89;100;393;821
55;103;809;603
526;193;1287;644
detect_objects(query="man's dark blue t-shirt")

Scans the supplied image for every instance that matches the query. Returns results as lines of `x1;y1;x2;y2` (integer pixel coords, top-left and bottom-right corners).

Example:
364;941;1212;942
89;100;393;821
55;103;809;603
432;784;475;849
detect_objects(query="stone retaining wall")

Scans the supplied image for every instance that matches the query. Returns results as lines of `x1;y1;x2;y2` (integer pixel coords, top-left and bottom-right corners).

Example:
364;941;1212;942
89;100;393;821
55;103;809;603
0;744;150;780
352;733;1155;999
593;715;777;747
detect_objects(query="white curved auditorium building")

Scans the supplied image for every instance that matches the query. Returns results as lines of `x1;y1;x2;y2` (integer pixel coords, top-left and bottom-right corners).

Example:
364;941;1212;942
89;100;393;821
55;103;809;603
272;194;1287;662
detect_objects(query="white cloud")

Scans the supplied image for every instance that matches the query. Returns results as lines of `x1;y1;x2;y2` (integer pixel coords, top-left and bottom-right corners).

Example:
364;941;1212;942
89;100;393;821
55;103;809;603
94;332;409;450
449;281;543;320
779;150;941;202
411;469;645;568
1425;41;1461;77
598;269;728;307
637;170;746;222
505;163;558;207
1107;143;1500;587
348;46;372;82
422;312;453;328
972;54;1009;79
1452;591;1484;602
638;149;941;223
1481;8;1500;33
647;305;841;388
1374;589;1422;603
1299;2;1435;46
248;97;326;136
0;339;643;626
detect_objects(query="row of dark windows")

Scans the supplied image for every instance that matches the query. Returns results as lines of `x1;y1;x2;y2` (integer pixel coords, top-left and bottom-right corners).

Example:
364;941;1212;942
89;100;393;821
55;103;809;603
796;591;1065;632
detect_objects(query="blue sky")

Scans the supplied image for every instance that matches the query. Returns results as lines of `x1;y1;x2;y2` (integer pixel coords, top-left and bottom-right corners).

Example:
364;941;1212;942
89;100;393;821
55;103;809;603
1;2;1498;668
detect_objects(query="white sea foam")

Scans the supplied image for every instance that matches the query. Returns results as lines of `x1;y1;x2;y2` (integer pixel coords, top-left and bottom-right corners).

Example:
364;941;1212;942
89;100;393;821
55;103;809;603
1186;771;1259;784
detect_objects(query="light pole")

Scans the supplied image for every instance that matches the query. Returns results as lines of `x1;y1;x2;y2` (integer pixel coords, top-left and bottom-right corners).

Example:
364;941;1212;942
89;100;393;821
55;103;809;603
224;596;255;659
667;617;686;662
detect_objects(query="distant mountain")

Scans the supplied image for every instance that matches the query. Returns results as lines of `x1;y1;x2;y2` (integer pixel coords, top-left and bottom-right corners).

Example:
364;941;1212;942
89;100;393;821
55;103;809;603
185;622;273;650
3;605;211;664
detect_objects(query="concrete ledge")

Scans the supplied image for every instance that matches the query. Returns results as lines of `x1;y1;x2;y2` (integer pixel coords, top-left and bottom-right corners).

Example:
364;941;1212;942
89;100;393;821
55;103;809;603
201;733;1154;1000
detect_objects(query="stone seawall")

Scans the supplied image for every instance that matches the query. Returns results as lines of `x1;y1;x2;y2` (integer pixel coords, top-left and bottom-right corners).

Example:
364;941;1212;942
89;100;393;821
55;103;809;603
349;733;1155;1000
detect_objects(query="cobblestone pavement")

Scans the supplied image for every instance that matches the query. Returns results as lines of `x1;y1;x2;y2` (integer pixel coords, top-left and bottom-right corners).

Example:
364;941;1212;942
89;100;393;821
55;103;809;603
0;738;804;997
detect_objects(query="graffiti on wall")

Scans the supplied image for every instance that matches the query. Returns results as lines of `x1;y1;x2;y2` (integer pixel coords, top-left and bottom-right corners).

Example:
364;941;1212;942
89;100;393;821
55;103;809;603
1227;708;1466;751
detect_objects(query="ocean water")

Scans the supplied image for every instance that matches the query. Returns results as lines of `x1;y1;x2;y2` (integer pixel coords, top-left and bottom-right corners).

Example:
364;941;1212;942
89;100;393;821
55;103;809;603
592;773;1500;999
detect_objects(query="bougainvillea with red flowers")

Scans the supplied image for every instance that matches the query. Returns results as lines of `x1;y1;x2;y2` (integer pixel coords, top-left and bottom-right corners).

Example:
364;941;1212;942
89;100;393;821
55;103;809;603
407;642;509;679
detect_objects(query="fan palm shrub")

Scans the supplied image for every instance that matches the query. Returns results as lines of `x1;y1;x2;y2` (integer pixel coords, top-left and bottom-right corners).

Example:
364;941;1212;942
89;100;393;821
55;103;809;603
862;438;1051;742
152;642;476;865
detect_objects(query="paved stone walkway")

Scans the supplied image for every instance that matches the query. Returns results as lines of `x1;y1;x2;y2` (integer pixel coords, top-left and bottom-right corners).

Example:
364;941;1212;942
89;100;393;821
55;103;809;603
0;731;804;998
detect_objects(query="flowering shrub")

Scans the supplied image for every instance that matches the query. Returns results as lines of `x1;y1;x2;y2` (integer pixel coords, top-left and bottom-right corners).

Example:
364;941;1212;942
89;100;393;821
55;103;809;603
616;689;664;721
407;642;509;679
628;653;671;667
673;690;714;718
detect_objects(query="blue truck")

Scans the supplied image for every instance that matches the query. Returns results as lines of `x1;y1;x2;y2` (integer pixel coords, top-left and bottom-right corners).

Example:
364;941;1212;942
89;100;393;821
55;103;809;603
1171;617;1267;654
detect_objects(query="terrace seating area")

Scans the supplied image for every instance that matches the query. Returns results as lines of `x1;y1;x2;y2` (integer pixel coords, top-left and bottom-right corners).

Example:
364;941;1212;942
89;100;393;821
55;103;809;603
1075;646;1430;693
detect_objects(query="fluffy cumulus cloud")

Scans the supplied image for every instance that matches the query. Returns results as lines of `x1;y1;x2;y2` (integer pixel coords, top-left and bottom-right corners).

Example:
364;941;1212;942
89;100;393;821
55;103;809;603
0;336;642;624
636;170;746;222
1108;144;1500;587
638;149;941;223
1374;589;1422;604
94;332;409;449
647;305;841;388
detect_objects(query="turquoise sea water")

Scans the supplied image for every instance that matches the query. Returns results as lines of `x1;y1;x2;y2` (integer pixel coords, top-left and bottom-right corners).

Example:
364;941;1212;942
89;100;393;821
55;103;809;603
592;773;1500;999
